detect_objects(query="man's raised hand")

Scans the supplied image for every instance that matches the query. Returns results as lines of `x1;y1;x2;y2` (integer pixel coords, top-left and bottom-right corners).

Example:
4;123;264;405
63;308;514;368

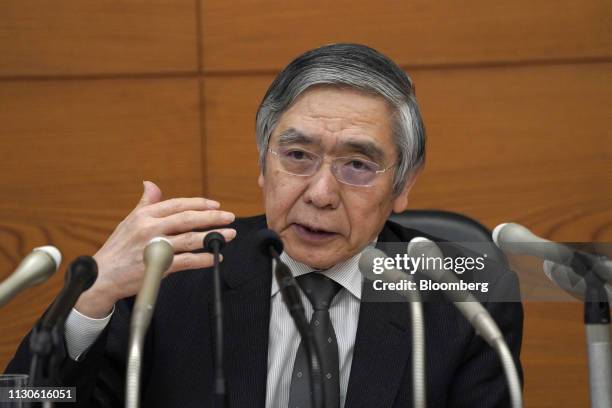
75;181;236;318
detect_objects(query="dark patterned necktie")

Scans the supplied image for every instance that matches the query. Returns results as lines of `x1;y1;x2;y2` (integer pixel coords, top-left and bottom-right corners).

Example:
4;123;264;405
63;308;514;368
288;272;342;408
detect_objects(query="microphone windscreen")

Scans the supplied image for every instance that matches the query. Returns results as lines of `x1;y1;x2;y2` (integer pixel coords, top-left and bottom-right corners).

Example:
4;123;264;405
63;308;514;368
256;229;283;257
358;246;387;280
407;237;446;282
492;222;540;247
407;236;443;259
67;256;98;291
204;231;226;252
34;245;62;271
491;223;508;247
41;256;98;330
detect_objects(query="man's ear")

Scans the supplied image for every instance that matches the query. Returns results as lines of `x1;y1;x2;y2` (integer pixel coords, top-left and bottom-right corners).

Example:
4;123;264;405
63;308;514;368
391;169;421;213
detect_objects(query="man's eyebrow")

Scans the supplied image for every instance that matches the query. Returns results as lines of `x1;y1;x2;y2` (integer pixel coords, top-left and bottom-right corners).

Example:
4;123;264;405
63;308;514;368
276;128;319;146
276;128;386;162
341;139;386;163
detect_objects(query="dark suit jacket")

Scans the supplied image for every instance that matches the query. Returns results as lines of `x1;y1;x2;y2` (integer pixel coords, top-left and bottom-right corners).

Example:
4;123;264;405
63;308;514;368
6;215;523;407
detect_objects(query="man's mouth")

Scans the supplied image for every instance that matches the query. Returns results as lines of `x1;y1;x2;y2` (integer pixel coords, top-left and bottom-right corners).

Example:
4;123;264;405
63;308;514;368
292;223;338;241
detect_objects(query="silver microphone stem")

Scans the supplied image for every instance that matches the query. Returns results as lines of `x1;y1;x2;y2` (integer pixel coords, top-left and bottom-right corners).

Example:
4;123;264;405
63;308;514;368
408;237;523;408
358;247;426;408
586;324;612;408
543;258;612;407
407;281;426;408
125;238;173;408
492;337;523;408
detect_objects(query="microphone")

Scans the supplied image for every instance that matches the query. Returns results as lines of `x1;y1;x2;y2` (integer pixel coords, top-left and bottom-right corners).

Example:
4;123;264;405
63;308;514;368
40;256;98;330
204;232;227;407
407;238;503;343
29;255;97;387
126;237;174;408
495;224;612;405
256;228;284;259
255;229;324;408
542;261;612;407
543;259;612;407
204;231;226;253
492;222;612;284
543;260;612;302
407;237;523;408
358;246;426;408
0;246;62;308
256;230;306;321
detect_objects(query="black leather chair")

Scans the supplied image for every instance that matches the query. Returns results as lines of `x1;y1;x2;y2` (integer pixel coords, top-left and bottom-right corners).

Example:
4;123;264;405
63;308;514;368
389;209;507;265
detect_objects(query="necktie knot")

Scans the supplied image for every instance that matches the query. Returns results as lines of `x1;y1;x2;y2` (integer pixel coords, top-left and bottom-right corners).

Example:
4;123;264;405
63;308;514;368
297;273;342;310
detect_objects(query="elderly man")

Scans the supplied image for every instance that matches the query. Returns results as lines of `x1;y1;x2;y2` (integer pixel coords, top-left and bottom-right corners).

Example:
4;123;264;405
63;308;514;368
7;43;522;407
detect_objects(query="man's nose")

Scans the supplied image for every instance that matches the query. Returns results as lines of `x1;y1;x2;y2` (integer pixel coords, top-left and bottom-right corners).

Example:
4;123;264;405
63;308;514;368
302;162;341;210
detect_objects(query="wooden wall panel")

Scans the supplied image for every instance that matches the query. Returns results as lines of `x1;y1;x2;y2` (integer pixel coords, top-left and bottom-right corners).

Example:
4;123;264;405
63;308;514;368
408;62;612;242
203;63;612;240
0;1;198;77
0;78;203;369
523;302;589;407
204;76;270;213
202;0;612;72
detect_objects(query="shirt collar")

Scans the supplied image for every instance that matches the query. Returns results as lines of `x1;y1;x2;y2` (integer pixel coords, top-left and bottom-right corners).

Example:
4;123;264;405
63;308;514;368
270;248;366;301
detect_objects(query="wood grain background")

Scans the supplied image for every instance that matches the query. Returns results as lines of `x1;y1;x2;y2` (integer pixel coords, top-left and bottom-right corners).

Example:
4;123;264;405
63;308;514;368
1;1;611;406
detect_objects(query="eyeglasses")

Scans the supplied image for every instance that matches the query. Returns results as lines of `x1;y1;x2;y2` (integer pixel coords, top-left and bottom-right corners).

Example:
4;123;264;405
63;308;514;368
268;146;395;187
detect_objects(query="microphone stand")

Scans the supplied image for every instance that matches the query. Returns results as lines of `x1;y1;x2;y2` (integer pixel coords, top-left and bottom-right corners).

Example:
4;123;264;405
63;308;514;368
29;255;97;408
204;232;229;408
29;319;65;408
580;254;612;408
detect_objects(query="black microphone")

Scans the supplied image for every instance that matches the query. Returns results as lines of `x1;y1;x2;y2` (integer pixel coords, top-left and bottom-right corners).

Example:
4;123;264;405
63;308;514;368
41;256;98;330
255;229;324;408
204;232;228;408
256;228;283;259
30;256;97;387
256;230;305;320
205;231;226;253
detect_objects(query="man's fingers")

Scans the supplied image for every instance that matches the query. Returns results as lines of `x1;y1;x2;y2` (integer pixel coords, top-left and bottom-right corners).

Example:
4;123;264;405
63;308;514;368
167;252;220;275
158;210;236;234
168;229;237;253
146;197;221;218
136;181;163;209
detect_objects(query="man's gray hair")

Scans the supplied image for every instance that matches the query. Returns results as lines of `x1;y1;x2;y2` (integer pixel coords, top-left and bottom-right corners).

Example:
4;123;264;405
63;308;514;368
255;43;426;195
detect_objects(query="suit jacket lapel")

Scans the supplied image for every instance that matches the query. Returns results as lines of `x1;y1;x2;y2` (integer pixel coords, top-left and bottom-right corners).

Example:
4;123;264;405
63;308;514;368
214;219;272;408
344;222;415;408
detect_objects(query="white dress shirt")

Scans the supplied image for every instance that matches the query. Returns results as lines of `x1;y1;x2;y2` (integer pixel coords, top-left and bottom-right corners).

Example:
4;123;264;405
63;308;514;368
266;251;362;408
